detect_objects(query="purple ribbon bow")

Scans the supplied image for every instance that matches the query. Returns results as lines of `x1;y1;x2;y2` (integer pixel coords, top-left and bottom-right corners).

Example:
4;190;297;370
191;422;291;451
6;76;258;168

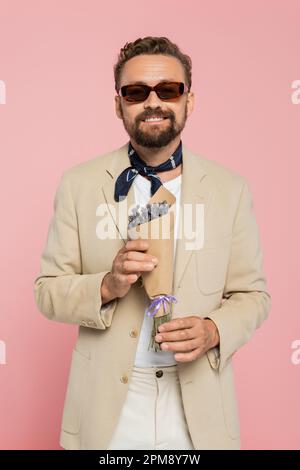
145;294;177;318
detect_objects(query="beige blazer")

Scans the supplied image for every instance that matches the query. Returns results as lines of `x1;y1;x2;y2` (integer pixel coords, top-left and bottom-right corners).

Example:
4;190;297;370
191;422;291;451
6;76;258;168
33;141;271;450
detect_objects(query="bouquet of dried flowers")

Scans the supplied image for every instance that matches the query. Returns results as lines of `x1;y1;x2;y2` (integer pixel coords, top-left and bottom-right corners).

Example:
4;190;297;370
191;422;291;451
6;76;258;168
127;185;177;351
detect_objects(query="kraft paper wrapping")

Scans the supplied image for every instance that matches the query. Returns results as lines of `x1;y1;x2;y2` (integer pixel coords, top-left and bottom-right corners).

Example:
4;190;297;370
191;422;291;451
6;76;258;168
127;185;177;351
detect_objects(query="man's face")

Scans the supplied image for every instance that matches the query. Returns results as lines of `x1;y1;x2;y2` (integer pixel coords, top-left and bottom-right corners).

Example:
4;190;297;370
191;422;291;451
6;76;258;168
115;54;195;148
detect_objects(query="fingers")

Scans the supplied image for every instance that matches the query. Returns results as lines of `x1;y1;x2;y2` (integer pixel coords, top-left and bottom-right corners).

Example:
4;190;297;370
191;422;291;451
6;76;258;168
174;348;202;363
120;239;149;253
111;272;140;292
155;327;194;343
123;273;141;284
112;239;156;298
159;338;200;353
158;317;196;333
121;259;157;274
119;242;158;274
123;250;158;264
155;328;199;353
154;316;206;361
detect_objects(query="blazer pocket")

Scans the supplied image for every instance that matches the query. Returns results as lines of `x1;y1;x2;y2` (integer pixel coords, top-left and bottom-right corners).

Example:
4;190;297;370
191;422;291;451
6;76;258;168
61;348;90;434
196;241;230;294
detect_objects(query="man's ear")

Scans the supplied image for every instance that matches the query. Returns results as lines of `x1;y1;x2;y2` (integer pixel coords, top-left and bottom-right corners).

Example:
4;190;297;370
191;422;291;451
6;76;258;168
115;95;122;120
186;91;195;118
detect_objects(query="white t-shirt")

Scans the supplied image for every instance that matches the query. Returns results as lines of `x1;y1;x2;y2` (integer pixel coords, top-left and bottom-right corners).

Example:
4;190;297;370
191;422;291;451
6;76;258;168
133;173;182;367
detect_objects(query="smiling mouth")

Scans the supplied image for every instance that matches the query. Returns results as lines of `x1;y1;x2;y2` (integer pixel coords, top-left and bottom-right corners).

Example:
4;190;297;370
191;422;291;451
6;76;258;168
142;117;169;123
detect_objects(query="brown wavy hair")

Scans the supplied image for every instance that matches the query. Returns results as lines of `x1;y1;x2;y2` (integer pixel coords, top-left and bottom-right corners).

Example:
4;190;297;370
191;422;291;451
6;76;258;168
114;36;192;93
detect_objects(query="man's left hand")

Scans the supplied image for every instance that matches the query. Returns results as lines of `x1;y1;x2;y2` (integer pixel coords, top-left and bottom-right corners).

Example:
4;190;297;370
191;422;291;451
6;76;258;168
155;316;220;363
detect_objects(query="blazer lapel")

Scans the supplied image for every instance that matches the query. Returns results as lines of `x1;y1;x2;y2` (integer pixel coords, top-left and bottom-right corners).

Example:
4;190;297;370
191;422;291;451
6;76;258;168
173;144;213;298
101;142;135;244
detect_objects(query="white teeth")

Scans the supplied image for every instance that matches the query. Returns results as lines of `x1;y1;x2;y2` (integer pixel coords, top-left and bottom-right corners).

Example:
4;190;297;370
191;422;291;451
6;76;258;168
144;117;164;122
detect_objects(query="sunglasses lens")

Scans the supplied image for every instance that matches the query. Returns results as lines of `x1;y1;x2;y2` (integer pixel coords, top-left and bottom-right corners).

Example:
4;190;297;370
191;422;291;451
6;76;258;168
157;82;183;100
122;85;148;102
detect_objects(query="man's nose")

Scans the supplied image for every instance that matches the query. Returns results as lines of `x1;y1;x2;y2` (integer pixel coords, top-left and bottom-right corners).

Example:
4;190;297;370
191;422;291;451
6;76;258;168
143;90;162;108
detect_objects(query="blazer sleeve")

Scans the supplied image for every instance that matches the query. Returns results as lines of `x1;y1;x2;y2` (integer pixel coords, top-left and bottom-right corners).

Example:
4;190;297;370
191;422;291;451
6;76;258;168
205;179;271;373
33;171;117;329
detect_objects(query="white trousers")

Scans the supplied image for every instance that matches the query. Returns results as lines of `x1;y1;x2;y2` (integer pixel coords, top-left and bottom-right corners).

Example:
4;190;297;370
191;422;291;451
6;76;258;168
107;365;194;450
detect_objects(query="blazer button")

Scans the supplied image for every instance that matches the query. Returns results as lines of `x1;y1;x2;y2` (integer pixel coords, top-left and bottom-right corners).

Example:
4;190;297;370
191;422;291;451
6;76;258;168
120;374;128;384
129;328;138;338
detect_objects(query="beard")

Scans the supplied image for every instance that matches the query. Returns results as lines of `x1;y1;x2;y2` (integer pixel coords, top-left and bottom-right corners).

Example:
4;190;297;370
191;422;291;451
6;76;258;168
120;105;188;149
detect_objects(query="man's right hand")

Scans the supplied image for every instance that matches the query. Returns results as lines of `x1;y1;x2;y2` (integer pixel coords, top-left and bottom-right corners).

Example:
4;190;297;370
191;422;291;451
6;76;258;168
100;239;158;304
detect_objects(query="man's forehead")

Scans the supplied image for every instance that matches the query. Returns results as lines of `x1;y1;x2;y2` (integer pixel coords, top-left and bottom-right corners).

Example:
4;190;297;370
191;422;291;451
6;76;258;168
120;55;185;86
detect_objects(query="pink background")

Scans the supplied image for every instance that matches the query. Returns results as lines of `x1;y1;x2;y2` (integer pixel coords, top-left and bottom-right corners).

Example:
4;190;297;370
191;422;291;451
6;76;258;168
0;0;299;450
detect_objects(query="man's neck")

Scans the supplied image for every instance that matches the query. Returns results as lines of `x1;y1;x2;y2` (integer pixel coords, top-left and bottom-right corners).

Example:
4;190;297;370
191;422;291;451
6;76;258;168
130;135;182;183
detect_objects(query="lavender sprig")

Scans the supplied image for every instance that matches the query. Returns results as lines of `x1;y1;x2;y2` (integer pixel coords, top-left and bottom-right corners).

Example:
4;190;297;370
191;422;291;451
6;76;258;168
128;200;170;228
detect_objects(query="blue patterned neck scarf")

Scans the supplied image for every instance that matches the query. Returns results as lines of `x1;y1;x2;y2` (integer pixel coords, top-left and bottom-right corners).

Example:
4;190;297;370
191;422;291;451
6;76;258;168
114;140;183;202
